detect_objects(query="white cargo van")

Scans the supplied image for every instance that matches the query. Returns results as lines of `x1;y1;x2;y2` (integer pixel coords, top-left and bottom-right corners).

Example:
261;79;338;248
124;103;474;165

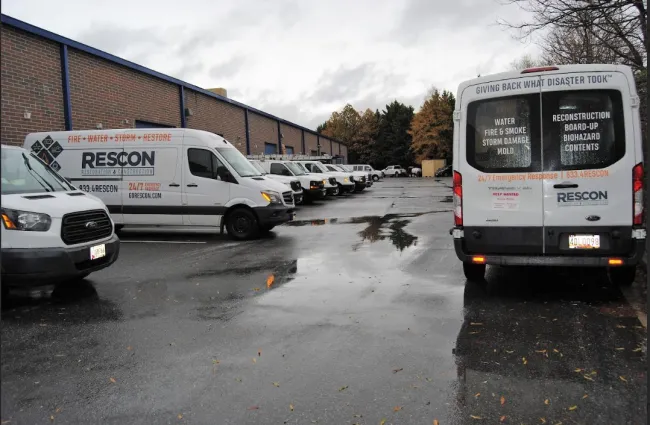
249;160;304;204
260;160;332;200
451;65;645;286
1;145;120;289
24;129;295;240
296;161;355;194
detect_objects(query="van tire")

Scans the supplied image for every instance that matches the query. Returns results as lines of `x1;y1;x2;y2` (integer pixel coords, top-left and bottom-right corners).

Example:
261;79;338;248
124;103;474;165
463;262;486;282
608;266;636;287
260;225;275;234
337;184;345;196
226;208;259;240
372;175;379;182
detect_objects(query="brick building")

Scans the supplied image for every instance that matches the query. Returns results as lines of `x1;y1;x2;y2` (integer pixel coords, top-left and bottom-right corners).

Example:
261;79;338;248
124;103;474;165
0;15;348;161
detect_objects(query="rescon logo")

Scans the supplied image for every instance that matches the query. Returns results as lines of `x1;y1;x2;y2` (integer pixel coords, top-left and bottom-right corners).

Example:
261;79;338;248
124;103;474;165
557;191;608;204
81;151;155;168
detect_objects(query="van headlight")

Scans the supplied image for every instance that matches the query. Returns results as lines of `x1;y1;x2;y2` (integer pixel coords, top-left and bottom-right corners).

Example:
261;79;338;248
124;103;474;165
1;208;52;231
322;179;327;186
344;177;349;183
260;191;282;205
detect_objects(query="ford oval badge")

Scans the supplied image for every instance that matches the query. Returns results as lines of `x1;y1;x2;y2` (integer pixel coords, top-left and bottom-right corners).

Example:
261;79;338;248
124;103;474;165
85;221;98;229
586;215;601;222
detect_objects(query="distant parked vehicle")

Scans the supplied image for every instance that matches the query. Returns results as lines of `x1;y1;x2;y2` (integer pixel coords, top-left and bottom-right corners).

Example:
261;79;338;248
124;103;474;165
383;165;407;177
410;167;422;177
435;165;452;177
347;164;383;181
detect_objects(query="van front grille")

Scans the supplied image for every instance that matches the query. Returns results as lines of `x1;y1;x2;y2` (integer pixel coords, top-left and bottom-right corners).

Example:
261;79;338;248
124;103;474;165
290;181;301;192
61;209;113;245
282;191;294;204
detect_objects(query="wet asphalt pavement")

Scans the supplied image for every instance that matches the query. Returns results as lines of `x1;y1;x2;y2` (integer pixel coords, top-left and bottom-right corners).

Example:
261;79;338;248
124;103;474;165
1;178;647;425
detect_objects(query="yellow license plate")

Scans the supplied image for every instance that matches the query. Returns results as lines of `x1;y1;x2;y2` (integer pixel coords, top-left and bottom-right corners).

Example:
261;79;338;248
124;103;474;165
569;235;600;249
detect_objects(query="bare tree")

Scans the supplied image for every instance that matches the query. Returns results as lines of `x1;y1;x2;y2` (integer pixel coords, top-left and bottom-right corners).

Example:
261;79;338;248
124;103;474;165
499;0;647;71
510;53;546;70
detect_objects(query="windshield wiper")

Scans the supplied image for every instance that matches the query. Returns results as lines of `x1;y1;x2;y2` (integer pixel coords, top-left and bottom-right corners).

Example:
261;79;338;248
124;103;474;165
22;153;54;192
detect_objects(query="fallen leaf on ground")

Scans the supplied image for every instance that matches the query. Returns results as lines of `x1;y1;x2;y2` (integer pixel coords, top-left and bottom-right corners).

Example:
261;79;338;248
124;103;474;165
574;368;583;373
235;378;242;382
500;396;505;405
266;275;275;288
633;347;643;352
177;414;183;419
540;418;547;424
469;331;481;335
615;347;625;351
426;377;432;382
499;415;506;422
522;357;528;365
470;415;483;420
582;394;588;399
50;416;54;422
619;376;628;382
393;368;404;373
544;399;550;405
1;421;10;425
536;350;547;354
553;349;559;353
353;414;363;418
470;322;484;326
127;346;132;351
273;382;280;387
339;385;349;392
474;393;481;397
505;350;514;354
433;420;439;425
258;350;261;357
55;408;62;413
393;406;402;412
583;375;594;381
589;371;597;376
289;404;294;411
616;325;626;328
247;406;259;410
212;359;220;364
568;406;577;411
252;358;256;364
380;419;386;425
253;288;261;291
109;377;116;384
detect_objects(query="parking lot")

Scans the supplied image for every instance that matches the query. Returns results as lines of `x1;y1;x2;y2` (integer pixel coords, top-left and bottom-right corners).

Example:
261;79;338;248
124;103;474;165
1;178;647;425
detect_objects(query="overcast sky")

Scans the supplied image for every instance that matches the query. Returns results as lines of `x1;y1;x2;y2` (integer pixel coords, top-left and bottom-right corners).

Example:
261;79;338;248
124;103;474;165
4;0;539;130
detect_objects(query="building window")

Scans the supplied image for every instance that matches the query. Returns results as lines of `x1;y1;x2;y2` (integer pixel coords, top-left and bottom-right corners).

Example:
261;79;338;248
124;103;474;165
285;146;294;155
135;120;174;128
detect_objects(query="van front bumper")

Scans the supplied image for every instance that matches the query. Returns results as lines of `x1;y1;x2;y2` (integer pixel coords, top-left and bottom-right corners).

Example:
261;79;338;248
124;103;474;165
2;234;120;286
255;205;295;227
452;235;646;267
305;188;326;199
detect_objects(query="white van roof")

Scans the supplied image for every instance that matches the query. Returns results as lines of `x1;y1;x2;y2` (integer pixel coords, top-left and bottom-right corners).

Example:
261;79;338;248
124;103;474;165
457;64;637;101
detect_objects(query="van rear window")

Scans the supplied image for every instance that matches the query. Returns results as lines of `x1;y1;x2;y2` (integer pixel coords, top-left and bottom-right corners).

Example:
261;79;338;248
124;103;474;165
541;90;625;170
466;95;541;173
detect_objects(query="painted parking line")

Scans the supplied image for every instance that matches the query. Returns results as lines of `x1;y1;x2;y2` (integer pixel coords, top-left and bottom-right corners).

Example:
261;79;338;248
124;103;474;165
121;240;207;244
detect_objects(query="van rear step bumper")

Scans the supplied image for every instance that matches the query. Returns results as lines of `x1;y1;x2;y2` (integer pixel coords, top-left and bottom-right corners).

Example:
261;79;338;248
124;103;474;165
453;237;645;267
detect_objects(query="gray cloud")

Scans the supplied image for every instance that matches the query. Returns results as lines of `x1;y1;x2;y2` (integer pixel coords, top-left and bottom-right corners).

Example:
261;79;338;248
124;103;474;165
308;64;375;104
209;55;248;80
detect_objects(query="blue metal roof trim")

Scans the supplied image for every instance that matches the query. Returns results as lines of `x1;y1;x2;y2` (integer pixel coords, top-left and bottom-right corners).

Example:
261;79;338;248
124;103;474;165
0;13;346;147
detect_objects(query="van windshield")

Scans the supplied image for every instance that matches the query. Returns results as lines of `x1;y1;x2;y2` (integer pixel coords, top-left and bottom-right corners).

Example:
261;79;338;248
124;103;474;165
1;148;74;195
285;162;306;176
250;161;267;175
217;148;261;177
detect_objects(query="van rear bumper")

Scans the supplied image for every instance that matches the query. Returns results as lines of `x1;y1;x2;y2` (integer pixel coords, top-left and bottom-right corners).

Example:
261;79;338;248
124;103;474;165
2;234;120;287
453;236;645;267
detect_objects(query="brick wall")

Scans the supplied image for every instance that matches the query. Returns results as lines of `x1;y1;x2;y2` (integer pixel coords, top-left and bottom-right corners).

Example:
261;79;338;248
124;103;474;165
184;89;247;154
305;132;318;155
280;122;301;154
1;26;65;146
68;49;180;130
249;112;278;154
340;144;348;162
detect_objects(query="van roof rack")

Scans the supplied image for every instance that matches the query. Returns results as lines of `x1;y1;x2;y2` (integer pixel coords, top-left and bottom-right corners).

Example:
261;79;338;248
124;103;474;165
246;154;342;163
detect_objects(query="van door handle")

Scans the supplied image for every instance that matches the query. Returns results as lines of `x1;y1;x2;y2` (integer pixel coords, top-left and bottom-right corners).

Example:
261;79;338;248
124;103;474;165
187;183;198;188
169;183;180;187
553;183;578;189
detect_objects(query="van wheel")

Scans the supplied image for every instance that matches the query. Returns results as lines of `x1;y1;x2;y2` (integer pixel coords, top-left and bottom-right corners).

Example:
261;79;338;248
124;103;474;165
226;208;259;240
463;262;486;282
372;175;379;182
608;266;636;287
260;225;275;234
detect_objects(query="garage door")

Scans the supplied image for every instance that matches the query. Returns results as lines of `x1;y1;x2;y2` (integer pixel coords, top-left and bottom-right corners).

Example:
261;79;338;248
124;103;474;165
265;143;277;154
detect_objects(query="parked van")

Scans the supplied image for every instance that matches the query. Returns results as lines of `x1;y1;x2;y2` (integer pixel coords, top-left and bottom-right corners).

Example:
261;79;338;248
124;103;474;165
329;164;372;190
451;65;645;286
24;129;295;240
1;145;120;289
296;161;355;195
291;162;340;196
249;160;304;204
258;160;327;201
348;164;383;181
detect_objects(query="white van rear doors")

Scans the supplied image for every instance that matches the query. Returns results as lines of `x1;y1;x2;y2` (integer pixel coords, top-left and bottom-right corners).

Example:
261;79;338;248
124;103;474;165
182;146;231;227
540;71;636;253
459;75;544;254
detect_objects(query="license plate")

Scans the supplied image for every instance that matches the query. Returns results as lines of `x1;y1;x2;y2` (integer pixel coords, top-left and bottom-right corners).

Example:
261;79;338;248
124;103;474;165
90;244;106;260
569;235;600;249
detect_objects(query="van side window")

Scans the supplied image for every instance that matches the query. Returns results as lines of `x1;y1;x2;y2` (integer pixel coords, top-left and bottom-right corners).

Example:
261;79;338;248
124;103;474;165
188;148;227;181
270;163;291;176
541;90;625;171
466;94;541;173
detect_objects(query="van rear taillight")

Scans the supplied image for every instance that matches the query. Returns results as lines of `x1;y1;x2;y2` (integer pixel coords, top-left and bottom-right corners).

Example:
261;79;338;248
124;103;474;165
521;66;559;74
453;171;463;226
633;163;644;225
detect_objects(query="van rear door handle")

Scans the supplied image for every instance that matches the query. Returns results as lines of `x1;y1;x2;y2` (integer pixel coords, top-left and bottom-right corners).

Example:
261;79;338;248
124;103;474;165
553;183;578;189
169;183;180;187
187;183;198;188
